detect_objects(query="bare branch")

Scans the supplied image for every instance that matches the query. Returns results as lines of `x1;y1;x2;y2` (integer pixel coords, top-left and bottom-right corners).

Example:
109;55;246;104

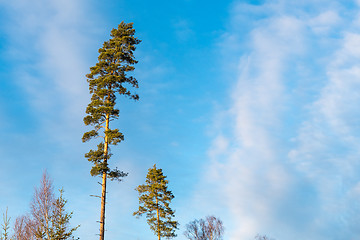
13;215;34;240
184;216;224;240
90;195;102;198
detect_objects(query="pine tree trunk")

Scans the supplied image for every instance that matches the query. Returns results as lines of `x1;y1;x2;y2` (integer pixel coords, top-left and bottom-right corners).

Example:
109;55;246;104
99;113;110;240
99;171;107;240
156;197;160;240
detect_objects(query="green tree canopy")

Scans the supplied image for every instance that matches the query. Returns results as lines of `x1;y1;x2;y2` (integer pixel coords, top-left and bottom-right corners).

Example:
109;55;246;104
83;21;141;179
134;165;178;240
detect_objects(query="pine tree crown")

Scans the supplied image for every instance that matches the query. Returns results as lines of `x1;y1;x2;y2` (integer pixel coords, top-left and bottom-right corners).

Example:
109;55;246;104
82;21;140;179
134;164;178;239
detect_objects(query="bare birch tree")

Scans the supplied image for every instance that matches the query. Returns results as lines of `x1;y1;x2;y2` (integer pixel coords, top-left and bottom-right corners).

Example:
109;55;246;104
13;172;78;240
184;216;224;240
13;215;34;240
30;172;55;239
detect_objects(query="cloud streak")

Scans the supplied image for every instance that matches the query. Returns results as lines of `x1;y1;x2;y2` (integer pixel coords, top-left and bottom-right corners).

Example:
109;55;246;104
200;1;360;239
0;1;104;237
289;30;360;240
2;0;96;143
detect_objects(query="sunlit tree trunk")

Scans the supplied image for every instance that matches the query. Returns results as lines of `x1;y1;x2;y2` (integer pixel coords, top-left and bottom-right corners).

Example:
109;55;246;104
99;113;109;240
156;197;160;240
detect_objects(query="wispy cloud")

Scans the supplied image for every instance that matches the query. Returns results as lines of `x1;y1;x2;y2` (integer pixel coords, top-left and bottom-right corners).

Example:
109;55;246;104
2;0;97;143
197;10;306;240
197;1;360;239
0;0;102;235
308;10;341;35
289;29;360;240
172;19;195;42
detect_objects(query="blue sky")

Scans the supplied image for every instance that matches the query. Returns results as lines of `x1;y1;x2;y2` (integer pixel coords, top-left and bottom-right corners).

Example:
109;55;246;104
1;0;360;239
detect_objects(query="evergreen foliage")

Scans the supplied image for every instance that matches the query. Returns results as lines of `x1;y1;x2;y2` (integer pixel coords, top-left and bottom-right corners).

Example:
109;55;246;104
0;208;10;240
134;165;178;240
49;189;80;240
82;21;141;180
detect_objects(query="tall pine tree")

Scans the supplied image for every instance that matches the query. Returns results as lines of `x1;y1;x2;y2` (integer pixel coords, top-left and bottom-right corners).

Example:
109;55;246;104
134;165;178;240
82;22;141;240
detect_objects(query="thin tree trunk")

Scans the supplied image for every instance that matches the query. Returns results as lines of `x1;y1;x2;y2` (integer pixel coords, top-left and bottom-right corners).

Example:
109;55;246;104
99;171;107;240
156;197;160;240
44;179;51;240
99;113;110;240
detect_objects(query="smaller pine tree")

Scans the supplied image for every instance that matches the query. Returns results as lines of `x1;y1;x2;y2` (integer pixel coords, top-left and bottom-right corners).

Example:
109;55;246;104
49;189;80;240
1;208;11;240
134;164;178;240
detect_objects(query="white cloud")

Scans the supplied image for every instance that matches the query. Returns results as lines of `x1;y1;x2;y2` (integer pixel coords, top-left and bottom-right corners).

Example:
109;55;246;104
208;135;229;160
3;0;96;143
308;10;340;35
199;1;360;240
289;28;360;238
197;14;306;240
0;0;102;234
